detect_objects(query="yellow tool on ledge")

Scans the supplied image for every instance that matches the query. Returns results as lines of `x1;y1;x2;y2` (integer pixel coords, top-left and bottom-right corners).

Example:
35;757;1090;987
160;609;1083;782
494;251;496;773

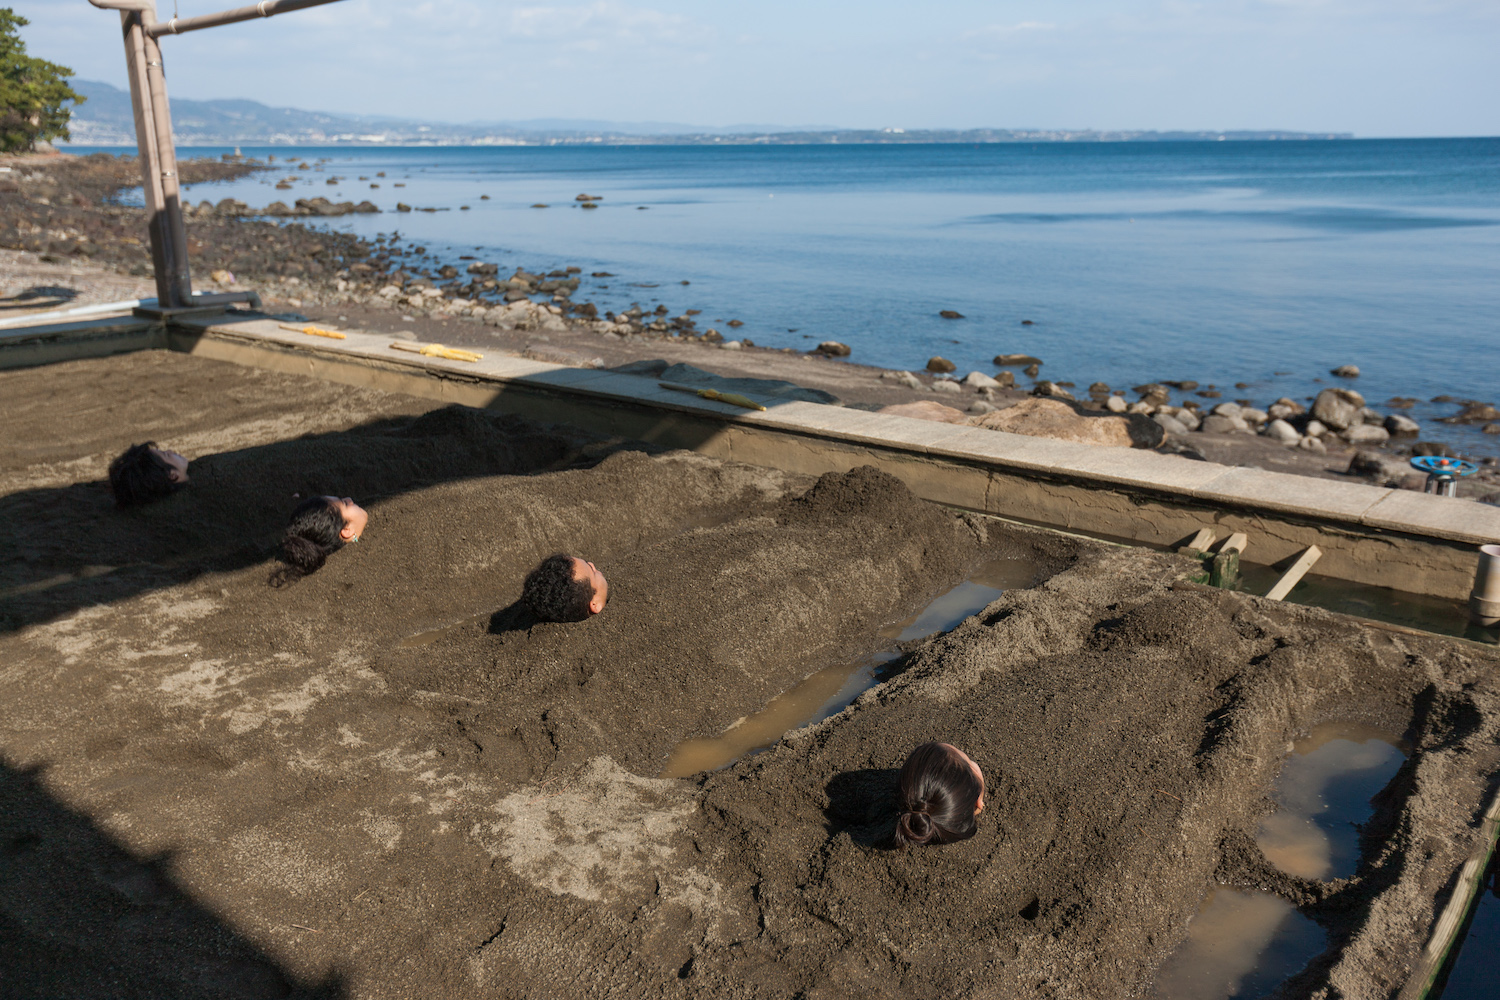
658;382;767;411
278;322;346;340
389;341;484;363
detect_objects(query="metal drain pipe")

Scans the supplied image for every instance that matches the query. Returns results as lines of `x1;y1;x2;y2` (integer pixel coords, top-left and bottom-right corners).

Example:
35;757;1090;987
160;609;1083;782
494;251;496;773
1472;544;1500;628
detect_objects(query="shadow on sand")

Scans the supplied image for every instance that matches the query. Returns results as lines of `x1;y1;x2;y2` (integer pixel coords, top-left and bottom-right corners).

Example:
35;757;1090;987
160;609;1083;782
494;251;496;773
0;756;345;1000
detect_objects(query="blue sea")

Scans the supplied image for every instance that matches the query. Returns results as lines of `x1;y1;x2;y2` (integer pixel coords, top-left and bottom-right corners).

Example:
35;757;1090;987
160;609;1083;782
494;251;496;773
90;139;1500;456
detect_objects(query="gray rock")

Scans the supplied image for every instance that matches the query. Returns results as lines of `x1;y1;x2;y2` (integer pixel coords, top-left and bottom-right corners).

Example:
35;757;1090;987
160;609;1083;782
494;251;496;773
1385;413;1421;436
879;370;924;391
1298;436;1328;454
1263;418;1301;445
1153;413;1189;436
1031;381;1075;400
1331;364;1361;378
926;356;957;373
1343;424;1390;445
720;340;743;351
1267;397;1305;420
961;371;1002;391
1210;402;1243;419
1201;414;1249;435
1360;407;1386;425
969;401;996;415
1104;395;1128;414
1312;387;1366;431
1170;407;1201;431
931;379;962;394
1304;419;1328;437
1240;408;1268;425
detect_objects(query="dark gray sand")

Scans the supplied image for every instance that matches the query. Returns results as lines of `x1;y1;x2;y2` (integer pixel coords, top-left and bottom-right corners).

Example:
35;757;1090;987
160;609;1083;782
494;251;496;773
3;352;1499;999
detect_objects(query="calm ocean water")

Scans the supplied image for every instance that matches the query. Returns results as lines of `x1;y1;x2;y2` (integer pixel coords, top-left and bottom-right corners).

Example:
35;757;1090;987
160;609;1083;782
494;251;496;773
99;139;1500;456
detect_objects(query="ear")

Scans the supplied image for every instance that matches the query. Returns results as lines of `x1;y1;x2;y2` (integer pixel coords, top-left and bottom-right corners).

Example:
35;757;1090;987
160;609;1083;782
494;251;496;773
166;467;186;484
588;592;605;615
339;523;356;541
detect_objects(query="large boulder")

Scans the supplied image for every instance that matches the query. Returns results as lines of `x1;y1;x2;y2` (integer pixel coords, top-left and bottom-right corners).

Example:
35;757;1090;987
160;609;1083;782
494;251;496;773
1312;387;1366;431
961;371;1002;390
966;397;1162;449
926;356;956;373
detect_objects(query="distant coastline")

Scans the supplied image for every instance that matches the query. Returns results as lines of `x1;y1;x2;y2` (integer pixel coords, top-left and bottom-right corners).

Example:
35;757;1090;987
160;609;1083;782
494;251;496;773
63;79;1353;148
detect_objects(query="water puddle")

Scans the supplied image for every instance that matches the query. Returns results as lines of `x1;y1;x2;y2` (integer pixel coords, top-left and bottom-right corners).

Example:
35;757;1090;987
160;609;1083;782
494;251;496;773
658;557;1037;778
1152;722;1406;999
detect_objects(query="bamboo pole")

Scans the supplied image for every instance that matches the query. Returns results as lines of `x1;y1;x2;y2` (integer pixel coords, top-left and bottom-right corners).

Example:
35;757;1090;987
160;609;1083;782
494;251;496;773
118;9;175;305
140;22;193;307
146;0;348;37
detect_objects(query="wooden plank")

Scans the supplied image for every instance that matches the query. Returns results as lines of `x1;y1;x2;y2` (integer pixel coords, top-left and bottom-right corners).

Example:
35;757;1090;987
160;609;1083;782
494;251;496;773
1218;532;1249;555
1265;546;1322;601
1180;528;1215;552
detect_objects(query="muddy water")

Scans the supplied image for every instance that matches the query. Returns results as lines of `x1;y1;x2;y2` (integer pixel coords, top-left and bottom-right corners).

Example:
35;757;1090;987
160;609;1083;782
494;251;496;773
1153;723;1406;999
659;557;1036;778
1237;565;1499;646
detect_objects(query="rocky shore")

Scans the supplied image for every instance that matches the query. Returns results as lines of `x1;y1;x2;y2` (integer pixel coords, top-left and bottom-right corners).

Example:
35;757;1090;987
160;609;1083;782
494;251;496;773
4;150;1498;501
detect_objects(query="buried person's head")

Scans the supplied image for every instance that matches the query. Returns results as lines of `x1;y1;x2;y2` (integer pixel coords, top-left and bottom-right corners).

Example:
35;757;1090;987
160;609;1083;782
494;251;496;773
893;741;985;848
107;442;189;508
522;553;609;622
269;495;368;586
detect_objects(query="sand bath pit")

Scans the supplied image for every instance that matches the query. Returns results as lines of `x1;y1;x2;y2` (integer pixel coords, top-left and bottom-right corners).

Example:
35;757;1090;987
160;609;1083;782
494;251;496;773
2;351;1500;999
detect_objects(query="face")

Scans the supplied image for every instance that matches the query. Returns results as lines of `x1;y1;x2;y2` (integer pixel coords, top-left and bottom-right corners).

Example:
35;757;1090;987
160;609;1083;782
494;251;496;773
940;743;985;815
150;447;189;484
322;496;368;541
570;557;609;615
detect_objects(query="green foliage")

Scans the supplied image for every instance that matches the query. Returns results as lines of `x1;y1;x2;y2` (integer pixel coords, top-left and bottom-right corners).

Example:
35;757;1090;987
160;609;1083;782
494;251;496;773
0;8;85;152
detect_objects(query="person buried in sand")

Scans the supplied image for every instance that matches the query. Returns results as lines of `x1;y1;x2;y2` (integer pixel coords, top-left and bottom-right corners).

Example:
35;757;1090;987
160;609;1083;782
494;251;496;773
107;442;190;508
269;495;368;586
892;741;985;848
522;552;609;622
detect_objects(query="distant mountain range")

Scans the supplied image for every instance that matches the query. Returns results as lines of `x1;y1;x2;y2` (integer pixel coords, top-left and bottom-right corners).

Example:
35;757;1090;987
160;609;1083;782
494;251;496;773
63;80;1353;147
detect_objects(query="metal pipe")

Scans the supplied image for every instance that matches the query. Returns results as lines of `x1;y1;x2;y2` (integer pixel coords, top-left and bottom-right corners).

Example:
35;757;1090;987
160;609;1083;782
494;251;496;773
146;0;347;37
141;26;194;306
1472;544;1500;628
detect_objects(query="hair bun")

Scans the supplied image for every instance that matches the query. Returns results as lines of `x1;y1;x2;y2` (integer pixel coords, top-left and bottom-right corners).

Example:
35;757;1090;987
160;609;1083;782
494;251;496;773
896;809;935;845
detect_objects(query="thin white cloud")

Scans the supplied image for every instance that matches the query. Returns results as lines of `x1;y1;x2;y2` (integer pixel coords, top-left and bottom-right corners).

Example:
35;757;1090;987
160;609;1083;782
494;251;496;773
965;20;1056;39
507;1;713;47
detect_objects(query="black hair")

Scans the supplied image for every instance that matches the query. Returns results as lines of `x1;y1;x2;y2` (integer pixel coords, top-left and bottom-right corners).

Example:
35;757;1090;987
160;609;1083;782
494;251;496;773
107;442;181;508
522;553;596;623
892;742;983;848
269;497;346;587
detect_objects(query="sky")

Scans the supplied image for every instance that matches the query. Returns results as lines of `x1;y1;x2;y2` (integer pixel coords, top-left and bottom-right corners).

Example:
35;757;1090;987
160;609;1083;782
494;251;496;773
12;0;1499;137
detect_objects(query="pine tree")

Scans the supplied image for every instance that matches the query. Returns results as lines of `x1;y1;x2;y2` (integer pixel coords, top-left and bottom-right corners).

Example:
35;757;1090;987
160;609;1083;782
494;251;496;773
0;8;85;152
